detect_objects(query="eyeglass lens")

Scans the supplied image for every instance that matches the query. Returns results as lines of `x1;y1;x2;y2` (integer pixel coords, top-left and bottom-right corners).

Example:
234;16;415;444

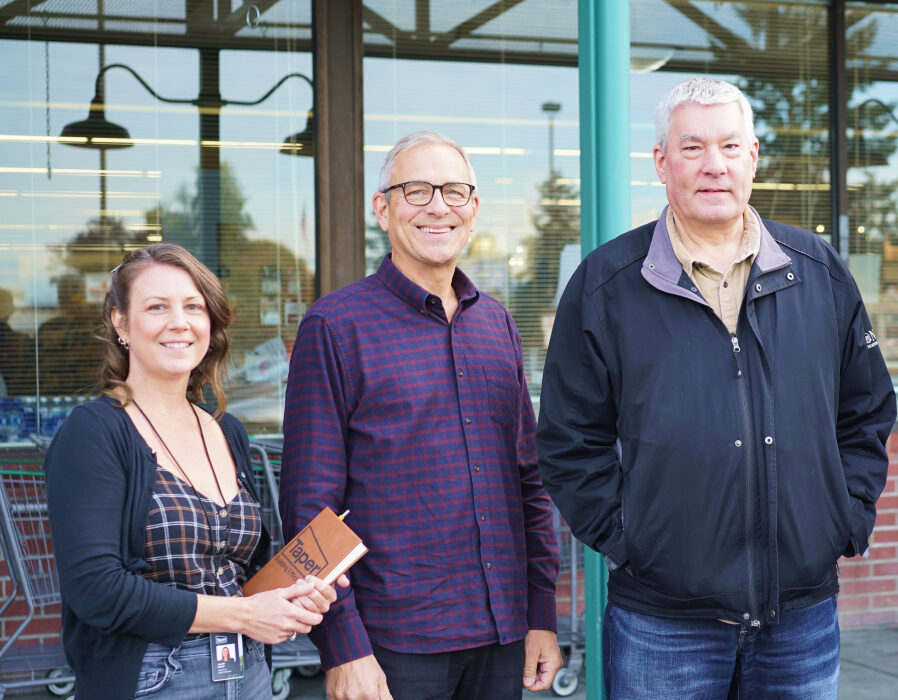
402;182;472;206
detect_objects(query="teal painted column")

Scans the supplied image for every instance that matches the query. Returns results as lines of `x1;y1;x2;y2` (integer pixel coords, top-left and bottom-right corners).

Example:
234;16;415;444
578;1;630;698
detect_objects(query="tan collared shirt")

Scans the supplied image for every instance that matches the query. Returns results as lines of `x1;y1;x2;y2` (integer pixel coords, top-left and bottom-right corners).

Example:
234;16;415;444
667;207;760;333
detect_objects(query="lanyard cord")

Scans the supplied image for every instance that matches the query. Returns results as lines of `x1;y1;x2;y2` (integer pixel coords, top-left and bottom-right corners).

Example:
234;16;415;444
132;399;231;593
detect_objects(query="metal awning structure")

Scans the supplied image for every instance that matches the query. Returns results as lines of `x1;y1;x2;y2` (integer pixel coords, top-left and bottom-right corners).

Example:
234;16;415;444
4;0;897;81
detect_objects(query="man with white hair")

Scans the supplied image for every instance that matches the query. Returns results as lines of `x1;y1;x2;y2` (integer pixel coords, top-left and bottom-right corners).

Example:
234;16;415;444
281;131;562;700
538;77;895;697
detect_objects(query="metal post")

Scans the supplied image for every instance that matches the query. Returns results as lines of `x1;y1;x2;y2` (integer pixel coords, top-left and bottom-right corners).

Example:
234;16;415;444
543;101;561;178
578;1;630;698
198;48;222;276
98;42;107;240
829;0;848;258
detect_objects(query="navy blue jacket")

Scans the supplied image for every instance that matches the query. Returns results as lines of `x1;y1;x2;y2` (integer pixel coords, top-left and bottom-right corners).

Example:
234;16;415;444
537;209;895;625
45;396;270;699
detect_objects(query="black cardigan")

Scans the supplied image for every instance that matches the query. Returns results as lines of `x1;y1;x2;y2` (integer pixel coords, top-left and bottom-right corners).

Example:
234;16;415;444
45;395;271;699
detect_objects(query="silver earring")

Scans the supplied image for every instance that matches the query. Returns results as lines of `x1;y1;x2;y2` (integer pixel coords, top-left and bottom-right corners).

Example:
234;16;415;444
118;336;130;350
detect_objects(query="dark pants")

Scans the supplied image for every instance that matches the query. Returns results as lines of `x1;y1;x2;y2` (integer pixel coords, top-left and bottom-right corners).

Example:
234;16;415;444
371;639;524;700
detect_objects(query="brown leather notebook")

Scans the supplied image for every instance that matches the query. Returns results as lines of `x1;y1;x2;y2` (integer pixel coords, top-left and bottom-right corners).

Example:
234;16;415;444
243;507;368;596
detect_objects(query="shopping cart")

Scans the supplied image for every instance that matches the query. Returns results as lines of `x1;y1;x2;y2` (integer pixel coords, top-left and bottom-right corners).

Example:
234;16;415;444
249;438;323;700
551;506;585;697
0;461;75;699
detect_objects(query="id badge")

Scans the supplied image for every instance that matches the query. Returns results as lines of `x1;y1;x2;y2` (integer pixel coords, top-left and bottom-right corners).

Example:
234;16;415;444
210;632;245;681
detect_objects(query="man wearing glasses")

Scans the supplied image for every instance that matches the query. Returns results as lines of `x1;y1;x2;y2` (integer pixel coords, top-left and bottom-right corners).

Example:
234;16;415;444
280;131;562;700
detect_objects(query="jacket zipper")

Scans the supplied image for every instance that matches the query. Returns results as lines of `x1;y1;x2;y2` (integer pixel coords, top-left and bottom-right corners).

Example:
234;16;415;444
731;332;760;627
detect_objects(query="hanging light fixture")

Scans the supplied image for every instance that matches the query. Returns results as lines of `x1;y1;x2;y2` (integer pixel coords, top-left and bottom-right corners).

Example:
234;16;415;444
59;89;133;149
60;65;314;156
280;110;315;156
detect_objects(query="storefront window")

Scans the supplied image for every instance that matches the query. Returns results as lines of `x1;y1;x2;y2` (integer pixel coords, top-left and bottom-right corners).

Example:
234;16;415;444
0;2;313;440
846;2;898;378
0;2;887;428
631;0;832;235
363;2;580;401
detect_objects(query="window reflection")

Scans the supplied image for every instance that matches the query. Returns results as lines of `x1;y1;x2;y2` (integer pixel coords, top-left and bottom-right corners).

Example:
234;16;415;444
0;4;314;443
363;56;580;395
631;1;832;235
1;0;895;429
37;274;104;396
846;2;898;378
0;289;36;398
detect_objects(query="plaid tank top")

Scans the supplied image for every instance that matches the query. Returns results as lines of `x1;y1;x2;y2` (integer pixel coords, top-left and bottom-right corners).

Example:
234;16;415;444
143;465;262;596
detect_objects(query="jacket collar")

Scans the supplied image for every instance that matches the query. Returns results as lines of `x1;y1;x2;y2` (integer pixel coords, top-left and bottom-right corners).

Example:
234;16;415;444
643;205;792;289
751;206;793;273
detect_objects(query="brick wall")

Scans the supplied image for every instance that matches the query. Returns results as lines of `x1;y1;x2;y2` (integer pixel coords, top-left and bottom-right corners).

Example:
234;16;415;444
0;561;63;661
837;433;898;628
0;455;64;664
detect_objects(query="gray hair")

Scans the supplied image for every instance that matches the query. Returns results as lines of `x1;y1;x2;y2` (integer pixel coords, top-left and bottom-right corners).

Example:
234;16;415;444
378;131;478;199
655;77;755;153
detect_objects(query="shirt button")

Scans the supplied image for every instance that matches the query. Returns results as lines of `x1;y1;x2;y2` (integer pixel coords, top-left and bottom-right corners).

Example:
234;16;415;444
473;464;481;472
480;513;486;521
219;509;227;518
764;436;773;445
465;417;472;424
485;562;492;570
217;567;224;576
457;369;464;377
690;286;698;292
743;612;750;620
755;283;762;292
735;440;742;447
770;610;776;618
218;540;226;550
723;281;729;288
786;272;794;281
419;308;426;314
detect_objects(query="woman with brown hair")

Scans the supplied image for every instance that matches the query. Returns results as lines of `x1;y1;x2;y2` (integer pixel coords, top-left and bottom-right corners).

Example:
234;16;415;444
46;243;345;699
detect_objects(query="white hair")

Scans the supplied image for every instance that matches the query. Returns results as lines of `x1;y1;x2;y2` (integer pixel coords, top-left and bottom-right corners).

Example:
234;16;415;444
655;77;755;153
377;131;478;199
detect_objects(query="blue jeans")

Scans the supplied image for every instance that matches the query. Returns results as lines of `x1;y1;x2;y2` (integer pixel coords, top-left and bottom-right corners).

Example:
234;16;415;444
134;635;271;699
603;597;839;699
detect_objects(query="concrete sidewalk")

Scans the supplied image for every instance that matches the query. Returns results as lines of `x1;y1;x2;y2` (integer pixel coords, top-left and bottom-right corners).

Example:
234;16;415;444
15;625;898;699
838;625;898;700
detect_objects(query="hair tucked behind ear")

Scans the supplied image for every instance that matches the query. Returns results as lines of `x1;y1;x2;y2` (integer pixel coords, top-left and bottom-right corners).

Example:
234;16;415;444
99;243;233;417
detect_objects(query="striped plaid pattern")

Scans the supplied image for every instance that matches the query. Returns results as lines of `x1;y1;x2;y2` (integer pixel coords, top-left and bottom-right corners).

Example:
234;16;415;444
144;466;262;596
281;255;559;670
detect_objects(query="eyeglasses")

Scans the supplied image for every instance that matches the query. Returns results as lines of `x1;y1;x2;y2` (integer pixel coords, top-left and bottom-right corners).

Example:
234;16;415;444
382;181;475;207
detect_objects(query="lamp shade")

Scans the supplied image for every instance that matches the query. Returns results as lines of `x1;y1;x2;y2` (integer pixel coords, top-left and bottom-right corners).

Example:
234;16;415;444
59;97;133;149
280;111;315;157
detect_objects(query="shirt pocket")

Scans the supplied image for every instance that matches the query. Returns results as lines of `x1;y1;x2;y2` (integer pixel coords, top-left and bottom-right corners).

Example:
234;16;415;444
482;364;519;428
